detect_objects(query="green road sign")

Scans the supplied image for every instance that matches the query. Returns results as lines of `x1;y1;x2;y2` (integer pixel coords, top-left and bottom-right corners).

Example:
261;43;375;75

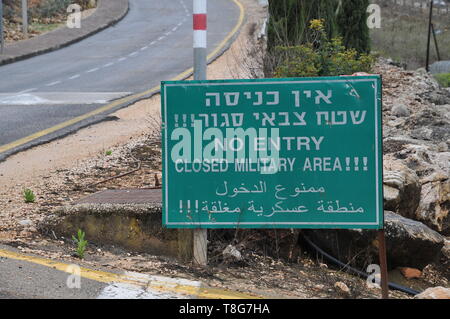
162;76;383;229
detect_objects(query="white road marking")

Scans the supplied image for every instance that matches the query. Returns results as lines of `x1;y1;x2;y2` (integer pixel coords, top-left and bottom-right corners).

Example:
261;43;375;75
158;36;165;41
87;67;99;73
150;41;156;45
0;92;132;105
45;81;61;87
97;283;187;299
128;51;138;57
140;46;148;51
103;62;114;68
172;26;178;32
117;57;127;62
17;88;37;94
69;74;80;80
96;271;203;299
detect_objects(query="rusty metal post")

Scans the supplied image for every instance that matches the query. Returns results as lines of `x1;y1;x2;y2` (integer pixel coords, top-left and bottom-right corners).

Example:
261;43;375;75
377;229;389;299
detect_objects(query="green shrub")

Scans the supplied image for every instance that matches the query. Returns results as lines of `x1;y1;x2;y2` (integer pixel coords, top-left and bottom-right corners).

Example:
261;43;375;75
72;229;88;259
273;20;374;78
434;73;450;88
23;189;36;203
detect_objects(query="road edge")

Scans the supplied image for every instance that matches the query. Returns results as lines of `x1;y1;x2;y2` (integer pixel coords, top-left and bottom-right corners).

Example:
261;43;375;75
0;0;129;67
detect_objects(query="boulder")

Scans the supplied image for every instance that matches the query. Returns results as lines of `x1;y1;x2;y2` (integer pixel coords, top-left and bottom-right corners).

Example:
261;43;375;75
415;178;450;235
383;159;421;218
442;239;450;260
414;286;450;299
305;211;444;269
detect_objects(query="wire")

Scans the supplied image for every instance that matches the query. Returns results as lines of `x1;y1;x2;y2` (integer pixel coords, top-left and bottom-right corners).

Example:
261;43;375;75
301;234;421;296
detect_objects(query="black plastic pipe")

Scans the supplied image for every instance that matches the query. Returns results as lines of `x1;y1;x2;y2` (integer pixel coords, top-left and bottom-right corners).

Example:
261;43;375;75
301;234;421;296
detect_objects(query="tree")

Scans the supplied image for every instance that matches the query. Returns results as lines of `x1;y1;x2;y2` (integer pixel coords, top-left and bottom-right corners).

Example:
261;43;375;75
336;0;371;53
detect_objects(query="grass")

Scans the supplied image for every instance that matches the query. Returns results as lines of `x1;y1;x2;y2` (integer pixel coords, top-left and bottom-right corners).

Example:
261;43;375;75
29;22;63;34
434;73;450;87
72;229;88;259
370;0;450;69
23;189;36;203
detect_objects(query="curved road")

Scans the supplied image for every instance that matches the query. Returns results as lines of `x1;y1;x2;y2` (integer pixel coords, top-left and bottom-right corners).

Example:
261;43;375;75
0;0;241;160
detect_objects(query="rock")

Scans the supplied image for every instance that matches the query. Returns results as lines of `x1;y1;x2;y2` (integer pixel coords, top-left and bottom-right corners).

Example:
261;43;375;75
18;219;32;226
415;179;450;235
398;267;422;279
392;104;410;117
384;211;444;268
334;282;350;294
222;245;243;262
383;159;421;218
414;287;450;299
305;211;444;269
442;239;450;260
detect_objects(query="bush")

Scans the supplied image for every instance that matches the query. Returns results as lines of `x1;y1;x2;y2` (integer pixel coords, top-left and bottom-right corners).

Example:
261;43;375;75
273;20;374;78
434;73;450;88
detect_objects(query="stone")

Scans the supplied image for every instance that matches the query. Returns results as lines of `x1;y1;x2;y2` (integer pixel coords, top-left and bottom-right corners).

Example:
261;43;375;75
441;239;450;260
383;159;421;218
305;211;444;269
18;219;32;226
334;282;350;294
384;211;444;268
414;286;450;299
392;104;410;117
398;267;422;279
415;179;450;235
222;245;243;261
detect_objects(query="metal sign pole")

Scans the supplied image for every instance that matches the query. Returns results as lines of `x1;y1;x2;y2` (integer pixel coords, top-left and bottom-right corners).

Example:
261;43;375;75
377;229;389;299
22;0;28;38
431;23;441;61
192;0;207;266
0;0;4;54
425;0;433;71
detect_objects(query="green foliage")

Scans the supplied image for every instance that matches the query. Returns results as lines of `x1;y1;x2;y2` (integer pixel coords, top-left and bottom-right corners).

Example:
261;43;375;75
72;229;88;259
273;20;374;78
29;0;73;19
434;73;450;88
267;0;339;50
23;189;36;203
336;0;371;53
105;150;112;156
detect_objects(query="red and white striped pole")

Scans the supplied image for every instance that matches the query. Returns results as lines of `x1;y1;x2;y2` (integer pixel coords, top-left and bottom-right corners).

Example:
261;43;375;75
193;0;208;266
193;0;207;80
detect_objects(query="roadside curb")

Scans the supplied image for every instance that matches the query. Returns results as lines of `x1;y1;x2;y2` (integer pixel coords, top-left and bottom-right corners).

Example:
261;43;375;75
0;0;129;66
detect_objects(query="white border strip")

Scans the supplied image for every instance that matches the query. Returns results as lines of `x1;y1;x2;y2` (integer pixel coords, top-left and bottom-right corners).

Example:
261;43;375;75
163;78;382;227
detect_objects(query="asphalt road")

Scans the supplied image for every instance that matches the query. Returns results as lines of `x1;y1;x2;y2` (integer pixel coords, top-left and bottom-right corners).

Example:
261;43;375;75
0;0;240;160
0;244;196;299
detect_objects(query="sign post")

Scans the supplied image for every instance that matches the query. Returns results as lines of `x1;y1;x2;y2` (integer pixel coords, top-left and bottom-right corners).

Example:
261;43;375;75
377;229;389;299
192;0;207;265
22;0;28;38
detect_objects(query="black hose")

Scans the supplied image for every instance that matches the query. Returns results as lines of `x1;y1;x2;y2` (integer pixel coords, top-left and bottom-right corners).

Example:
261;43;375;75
301;234;421;296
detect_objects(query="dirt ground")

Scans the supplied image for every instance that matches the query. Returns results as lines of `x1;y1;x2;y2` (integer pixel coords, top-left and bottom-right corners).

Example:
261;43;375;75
0;0;446;299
